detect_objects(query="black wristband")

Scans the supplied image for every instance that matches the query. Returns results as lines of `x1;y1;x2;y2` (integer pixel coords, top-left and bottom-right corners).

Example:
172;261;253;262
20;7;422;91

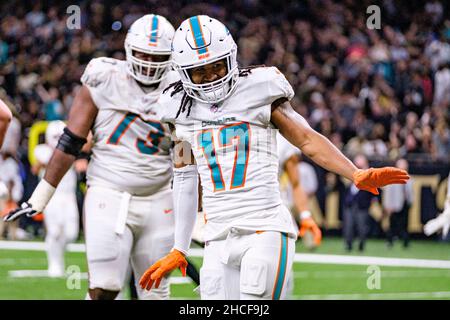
76;151;91;160
56;127;87;157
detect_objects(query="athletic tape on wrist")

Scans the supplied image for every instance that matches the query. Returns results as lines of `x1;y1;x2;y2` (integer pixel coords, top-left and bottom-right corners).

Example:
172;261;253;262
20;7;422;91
28;179;56;212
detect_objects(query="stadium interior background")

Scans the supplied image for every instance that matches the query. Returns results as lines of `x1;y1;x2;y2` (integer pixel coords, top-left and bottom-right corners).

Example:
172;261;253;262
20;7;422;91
0;0;449;300
0;0;450;240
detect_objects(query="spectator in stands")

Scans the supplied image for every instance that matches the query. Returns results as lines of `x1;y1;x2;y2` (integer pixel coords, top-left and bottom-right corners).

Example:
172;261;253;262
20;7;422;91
36;86;65;121
382;159;414;248
433;119;450;159
433;62;450;107
343;154;378;252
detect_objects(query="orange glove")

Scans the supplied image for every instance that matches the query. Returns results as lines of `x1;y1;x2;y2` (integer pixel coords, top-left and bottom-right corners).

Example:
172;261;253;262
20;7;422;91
299;217;322;246
352;167;409;195
139;249;188;291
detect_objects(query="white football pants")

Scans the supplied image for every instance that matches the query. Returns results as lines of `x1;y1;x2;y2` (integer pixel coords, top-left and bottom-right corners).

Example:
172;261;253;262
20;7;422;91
44;192;79;276
200;229;295;300
83;185;174;299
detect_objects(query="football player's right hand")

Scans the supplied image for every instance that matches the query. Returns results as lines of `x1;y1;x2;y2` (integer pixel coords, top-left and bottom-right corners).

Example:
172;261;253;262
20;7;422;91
139;249;187;291
424;208;450;238
299;217;322;246
3;202;38;222
353;167;409;195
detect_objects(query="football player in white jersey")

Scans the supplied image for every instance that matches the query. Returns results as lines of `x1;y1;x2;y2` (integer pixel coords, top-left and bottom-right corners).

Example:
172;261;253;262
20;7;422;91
33;121;79;277
277;132;321;298
4;14;189;300
0;99;12;148
277;132;321;248
424;173;450;238
139;15;410;300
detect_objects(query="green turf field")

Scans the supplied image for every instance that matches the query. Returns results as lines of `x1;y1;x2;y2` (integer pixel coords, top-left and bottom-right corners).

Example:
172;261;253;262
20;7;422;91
0;237;449;300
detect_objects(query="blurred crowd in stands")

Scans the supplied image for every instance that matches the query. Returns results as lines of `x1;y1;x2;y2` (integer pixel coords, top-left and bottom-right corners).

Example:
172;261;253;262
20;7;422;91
1;0;449;161
0;0;448;239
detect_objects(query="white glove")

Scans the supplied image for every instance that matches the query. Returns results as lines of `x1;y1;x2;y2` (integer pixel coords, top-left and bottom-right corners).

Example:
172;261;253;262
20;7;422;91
424;207;450;238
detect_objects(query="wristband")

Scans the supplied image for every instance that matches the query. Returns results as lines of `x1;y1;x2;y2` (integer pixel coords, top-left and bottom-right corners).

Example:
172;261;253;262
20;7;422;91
300;210;312;220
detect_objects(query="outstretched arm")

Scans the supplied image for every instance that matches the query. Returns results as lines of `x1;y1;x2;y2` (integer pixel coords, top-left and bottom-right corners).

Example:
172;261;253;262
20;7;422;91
271;99;409;195
0;99;12;149
272;99;357;181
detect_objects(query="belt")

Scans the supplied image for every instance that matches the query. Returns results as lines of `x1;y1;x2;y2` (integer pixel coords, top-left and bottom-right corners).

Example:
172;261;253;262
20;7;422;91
115;191;132;235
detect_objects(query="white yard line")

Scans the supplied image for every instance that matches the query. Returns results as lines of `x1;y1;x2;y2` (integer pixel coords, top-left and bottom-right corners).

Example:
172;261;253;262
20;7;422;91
0;258;17;265
0;258;47;266
169;277;194;284
294;270;450;279
7;269;192;286
2;241;450;269
293;253;450;269
0;241;85;252
8;270;89;279
292;291;450;300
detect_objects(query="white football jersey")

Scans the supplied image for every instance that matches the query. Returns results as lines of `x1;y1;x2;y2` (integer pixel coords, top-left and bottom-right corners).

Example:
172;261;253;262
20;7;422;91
277;132;301;207
81;58;179;196
161;66;298;241
277;132;301;177
277;132;318;207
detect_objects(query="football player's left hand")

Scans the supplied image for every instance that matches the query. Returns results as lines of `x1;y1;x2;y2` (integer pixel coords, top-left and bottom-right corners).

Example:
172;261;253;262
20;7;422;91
299;217;322;246
353;167;409;195
139;249;187;291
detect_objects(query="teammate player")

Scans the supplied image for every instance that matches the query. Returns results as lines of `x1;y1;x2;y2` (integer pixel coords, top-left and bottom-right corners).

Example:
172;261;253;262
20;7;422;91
139;15;410;300
0;99;12;148
277;132;322;247
277;132;321;298
33;121;79;277
0;99;15;239
424;173;450;238
4;14;196;300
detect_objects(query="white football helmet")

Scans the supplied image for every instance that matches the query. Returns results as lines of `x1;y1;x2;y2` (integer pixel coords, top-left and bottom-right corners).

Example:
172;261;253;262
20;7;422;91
125;14;175;85
171;15;239;104
46;120;66;149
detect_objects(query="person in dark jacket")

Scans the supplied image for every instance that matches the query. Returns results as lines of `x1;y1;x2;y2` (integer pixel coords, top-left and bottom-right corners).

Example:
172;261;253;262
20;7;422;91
343;154;378;252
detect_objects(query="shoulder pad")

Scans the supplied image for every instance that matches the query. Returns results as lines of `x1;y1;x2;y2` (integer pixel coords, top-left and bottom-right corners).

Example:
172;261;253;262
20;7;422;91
80;57;121;88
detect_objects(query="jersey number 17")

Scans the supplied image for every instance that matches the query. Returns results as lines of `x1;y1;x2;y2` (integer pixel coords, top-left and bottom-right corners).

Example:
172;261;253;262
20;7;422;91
198;122;250;192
